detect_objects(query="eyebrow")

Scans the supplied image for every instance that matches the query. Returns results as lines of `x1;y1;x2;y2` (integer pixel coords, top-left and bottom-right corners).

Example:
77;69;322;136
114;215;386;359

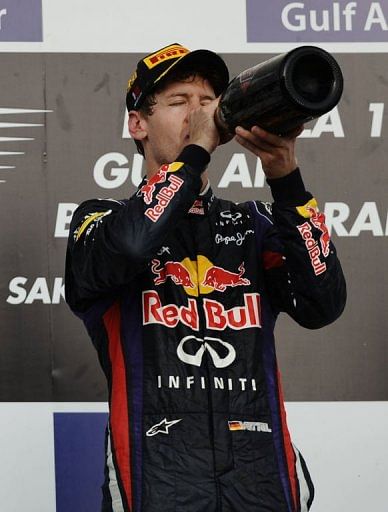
166;92;215;100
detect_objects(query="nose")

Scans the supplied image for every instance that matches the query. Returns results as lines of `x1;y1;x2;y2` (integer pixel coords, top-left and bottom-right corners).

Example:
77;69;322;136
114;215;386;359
188;96;202;111
183;97;202;125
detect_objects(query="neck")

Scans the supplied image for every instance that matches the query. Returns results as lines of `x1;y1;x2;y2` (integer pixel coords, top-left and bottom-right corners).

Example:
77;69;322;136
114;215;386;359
200;171;209;193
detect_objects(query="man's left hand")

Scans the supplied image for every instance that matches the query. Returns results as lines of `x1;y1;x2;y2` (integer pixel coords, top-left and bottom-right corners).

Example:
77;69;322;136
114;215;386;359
234;125;304;179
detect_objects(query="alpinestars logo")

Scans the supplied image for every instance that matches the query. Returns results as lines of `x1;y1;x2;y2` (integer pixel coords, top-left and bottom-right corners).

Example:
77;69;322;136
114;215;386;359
0;107;52;183
146;418;182;437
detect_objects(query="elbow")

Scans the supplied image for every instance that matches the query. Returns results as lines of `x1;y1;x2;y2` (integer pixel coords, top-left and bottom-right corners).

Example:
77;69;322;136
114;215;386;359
294;280;347;330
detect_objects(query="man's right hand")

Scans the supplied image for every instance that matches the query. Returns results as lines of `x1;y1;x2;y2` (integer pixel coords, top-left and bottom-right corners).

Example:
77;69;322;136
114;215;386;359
188;99;221;154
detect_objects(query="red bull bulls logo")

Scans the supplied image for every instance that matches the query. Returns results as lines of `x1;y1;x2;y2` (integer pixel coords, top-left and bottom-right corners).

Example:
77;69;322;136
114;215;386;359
139;165;168;205
151;256;251;296
151;259;195;288
202;262;250;292
296;199;331;276
141;163;184;222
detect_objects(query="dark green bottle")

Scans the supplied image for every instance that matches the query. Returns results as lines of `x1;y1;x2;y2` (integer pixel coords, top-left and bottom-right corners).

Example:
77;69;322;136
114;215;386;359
215;46;344;136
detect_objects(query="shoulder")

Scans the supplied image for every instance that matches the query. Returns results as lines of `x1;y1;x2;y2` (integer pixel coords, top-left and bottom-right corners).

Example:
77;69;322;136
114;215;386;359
69;197;128;242
72;197;128;220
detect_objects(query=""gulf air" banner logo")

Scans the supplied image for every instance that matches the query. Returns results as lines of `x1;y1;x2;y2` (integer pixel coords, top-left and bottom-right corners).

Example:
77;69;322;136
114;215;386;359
246;1;388;42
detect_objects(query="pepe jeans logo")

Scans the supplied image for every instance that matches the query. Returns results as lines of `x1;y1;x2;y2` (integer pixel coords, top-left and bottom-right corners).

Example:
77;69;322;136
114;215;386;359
0;0;43;42
246;0;388;42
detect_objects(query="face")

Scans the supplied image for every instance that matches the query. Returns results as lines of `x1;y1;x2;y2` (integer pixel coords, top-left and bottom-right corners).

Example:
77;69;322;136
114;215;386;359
136;76;216;174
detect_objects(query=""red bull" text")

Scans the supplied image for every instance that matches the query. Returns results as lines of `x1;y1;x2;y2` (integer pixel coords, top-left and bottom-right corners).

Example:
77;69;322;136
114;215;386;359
145;174;184;222
307;207;331;258
297;221;327;276
142;291;261;331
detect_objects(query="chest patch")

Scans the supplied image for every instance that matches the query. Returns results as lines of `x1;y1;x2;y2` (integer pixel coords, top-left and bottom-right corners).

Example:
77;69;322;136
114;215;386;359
151;256;251;296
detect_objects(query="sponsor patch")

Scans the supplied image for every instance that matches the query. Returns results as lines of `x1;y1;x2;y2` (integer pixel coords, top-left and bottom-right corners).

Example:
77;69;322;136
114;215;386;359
146;418;182;437
202;262;250;292
150;256;252;297
144;173;184;222
127;70;137;90
142;290;261;331
74;210;112;242
157;375;258;392
307;206;331;258
228;420;272;433
215;230;254;246
297;221;327;276
156;246;171;256
188;199;205;215
296;198;319;218
139;162;184;205
151;259;195;288
219;210;244;225
177;335;236;368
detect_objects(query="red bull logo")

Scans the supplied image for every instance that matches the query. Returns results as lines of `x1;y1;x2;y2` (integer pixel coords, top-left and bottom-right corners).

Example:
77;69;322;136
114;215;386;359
140;162;184;222
307;206;331;257
150;256;252;296
139;165;169;205
297;220;327;276
151;259;195;288
202;262;250;292
142;290;261;331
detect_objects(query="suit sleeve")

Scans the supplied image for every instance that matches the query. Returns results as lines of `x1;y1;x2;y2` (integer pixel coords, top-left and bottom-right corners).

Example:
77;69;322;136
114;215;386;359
255;168;346;329
65;145;210;312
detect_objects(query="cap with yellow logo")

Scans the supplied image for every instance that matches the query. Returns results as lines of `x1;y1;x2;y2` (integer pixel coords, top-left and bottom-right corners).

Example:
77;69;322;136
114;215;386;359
126;43;229;111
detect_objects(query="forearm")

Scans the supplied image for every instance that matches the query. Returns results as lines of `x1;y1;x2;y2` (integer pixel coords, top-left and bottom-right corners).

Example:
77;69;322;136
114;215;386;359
260;168;347;328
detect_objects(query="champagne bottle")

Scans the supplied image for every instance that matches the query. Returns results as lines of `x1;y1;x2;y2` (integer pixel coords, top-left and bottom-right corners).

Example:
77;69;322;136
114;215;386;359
215;46;344;137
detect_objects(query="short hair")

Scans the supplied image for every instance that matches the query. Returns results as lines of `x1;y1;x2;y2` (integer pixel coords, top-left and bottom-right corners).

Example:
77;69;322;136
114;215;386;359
133;63;227;157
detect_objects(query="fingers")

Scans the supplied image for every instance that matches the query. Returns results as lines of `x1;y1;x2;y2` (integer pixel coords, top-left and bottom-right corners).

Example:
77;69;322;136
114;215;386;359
235;126;283;154
234;124;299;178
236;124;304;144
283;124;305;139
188;104;220;154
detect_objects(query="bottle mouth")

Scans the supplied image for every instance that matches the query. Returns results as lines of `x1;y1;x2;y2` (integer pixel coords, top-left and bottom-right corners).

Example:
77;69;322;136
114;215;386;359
283;47;343;113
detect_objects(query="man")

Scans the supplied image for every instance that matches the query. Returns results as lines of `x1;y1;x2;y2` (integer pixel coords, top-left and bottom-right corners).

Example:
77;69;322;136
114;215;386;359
65;43;346;512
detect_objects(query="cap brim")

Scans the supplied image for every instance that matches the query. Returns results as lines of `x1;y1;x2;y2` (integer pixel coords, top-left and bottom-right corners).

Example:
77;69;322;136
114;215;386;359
153;49;230;97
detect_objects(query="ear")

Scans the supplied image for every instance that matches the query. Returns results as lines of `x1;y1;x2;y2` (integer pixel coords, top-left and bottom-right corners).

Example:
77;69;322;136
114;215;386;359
128;110;147;141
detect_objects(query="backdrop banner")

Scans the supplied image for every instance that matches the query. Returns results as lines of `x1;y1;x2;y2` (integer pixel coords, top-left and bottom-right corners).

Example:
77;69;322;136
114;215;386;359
0;52;387;403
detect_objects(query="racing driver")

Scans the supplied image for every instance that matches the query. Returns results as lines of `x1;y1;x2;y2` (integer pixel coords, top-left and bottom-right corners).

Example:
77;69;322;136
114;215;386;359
65;43;346;512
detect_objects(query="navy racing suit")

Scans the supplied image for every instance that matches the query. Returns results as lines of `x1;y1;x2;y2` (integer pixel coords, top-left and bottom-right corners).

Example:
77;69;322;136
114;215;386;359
65;144;346;512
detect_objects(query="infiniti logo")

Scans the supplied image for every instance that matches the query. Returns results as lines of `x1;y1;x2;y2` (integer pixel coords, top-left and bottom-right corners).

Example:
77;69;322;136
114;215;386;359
177;335;236;368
